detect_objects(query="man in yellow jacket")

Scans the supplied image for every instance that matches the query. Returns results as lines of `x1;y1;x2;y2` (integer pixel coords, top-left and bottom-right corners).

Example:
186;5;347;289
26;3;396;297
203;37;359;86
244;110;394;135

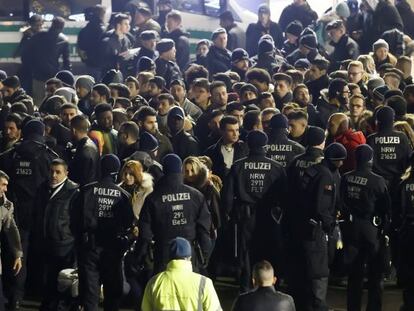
141;237;222;311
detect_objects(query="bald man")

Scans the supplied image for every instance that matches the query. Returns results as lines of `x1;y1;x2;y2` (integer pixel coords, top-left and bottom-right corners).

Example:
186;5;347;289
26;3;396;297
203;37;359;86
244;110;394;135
232;260;295;311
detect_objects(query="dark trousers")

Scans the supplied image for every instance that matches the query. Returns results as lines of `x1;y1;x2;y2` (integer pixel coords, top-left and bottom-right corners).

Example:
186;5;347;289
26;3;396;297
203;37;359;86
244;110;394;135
345;220;383;311
40;250;75;311
398;223;414;311
78;247;123;311
238;217;255;293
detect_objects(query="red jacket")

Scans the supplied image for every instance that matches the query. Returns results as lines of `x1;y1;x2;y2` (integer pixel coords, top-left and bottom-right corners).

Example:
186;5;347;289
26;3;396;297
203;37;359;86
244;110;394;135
335;129;366;173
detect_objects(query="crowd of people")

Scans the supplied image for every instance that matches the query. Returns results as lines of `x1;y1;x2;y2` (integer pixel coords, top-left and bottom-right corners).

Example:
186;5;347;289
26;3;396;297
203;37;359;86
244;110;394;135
1;0;414;310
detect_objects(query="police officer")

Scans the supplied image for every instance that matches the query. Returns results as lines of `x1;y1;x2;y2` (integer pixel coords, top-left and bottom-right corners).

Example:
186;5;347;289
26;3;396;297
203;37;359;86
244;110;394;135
285;125;325;310
72;154;134;311
223;130;286;292
396;154;414;311
137;154;211;273
265;113;305;168
367;106;412;191
297;142;347;311
0;119;57;308
341;144;391;311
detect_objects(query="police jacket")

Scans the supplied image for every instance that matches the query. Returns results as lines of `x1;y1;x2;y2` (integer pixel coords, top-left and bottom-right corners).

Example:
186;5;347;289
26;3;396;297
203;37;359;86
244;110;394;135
0;195;22;274
265;129;305;168
0;137;58;230
155;57;182;88
341;164;391;223
168;130;200;160
397;173;414;226
138;173;212;270
204;139;249;180
246;21;284;56
328;35;360;72
71;177;134;249
299;159;338;235
68;137;99;186
367;128;412;186
232;286;295;311
223;149;287;220
141;260;222;311
206;46;232;76
36;179;79;256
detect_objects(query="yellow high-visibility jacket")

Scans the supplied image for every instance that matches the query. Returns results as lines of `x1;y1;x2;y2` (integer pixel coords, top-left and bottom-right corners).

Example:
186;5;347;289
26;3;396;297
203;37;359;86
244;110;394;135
141;259;222;311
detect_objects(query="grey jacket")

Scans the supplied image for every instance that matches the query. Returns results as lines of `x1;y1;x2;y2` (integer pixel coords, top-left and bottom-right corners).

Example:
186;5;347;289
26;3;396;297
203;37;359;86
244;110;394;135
0;195;23;274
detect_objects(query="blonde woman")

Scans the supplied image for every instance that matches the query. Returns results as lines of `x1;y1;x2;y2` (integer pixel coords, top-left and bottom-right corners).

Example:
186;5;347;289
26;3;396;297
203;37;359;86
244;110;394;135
183;156;221;239
119;160;153;220
394;121;414;150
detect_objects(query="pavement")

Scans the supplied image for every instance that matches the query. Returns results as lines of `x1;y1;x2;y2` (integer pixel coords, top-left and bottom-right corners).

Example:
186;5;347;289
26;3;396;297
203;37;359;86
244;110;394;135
14;279;403;311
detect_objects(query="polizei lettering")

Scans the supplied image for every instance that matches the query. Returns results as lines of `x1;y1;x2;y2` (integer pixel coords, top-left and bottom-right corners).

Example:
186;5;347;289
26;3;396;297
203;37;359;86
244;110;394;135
266;144;293;152
93;187;121;197
162;193;191;202
374;136;400;144
244;162;271;170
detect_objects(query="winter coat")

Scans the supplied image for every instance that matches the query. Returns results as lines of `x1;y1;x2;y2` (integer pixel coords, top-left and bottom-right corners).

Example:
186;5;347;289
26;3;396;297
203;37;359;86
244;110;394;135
226;24;246;51
120;172;153;220
165;28;190;71
27;30;71;81
328;35;360;72
206;46;232;76
77;20;106;68
278;1;318;31
68;137;99;186
246;21;284;56
155;57;182;88
396;0;414;39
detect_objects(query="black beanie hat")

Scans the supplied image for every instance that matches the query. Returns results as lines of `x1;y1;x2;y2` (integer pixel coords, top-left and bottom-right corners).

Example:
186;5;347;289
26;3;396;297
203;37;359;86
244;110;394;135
270;113;289;129
328;78;348;100
162;153;182;174
376;106;395;126
231;48;249;63
55;70;75;87
258;35;274;55
22;119;45;138
286;20;303;37
324;142;347;161
384;89;403;102
137;56;156;72
102;69;124;85
240;83;258;97
94;103;112;116
307;126;326;147
2;75;20;89
156;39;175;54
355;144;373;165
140;132;159;152
247;130;268;149
387;95;407;118
100;154;121;177
299;34;317;50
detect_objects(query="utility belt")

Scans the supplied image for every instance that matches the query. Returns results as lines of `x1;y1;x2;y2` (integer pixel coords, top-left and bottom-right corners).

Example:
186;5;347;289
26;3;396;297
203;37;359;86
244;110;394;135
348;214;383;227
307;218;328;241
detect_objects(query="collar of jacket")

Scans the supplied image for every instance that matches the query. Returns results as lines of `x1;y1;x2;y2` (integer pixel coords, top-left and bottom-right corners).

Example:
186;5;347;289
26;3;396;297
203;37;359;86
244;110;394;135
306;146;324;156
249;148;266;156
355;162;373;171
330;34;349;48
269;129;289;141
167;259;193;272
160;173;183;185
255;285;277;293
